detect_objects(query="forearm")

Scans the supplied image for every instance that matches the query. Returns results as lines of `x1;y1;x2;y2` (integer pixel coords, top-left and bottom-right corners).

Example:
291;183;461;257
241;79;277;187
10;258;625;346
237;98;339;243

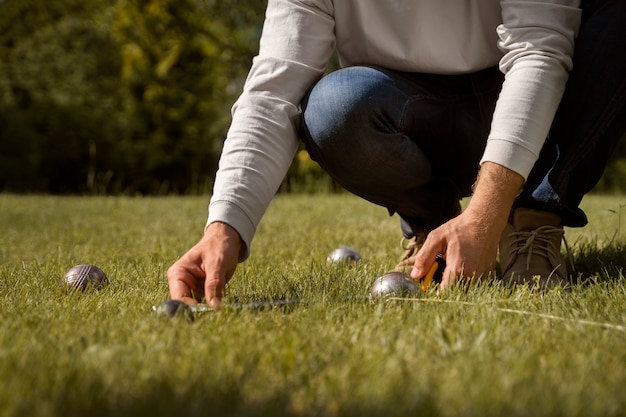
208;0;335;261
483;0;581;179
465;161;524;237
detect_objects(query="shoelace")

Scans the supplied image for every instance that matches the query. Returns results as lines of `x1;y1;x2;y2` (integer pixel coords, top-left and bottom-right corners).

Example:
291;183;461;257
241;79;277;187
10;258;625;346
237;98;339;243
507;225;575;272
400;234;426;261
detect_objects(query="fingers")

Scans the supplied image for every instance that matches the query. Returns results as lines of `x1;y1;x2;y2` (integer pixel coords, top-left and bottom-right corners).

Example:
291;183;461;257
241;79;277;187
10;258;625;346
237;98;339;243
409;220;496;291
167;254;229;309
410;230;445;281
167;259;205;302
167;250;229;309
204;272;225;309
166;222;242;309
440;264;461;291
419;255;445;292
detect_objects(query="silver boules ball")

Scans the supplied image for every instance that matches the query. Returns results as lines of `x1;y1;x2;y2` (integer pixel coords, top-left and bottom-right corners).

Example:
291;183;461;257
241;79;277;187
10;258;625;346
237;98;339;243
153;299;194;321
62;264;109;292
369;272;420;300
327;246;362;264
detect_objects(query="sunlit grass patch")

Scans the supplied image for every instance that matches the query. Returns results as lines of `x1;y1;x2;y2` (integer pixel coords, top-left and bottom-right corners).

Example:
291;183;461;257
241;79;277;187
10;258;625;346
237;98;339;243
0;193;624;417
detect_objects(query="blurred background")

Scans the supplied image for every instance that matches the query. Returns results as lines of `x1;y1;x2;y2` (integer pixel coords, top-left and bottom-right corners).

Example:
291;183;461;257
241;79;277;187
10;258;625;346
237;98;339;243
1;0;625;195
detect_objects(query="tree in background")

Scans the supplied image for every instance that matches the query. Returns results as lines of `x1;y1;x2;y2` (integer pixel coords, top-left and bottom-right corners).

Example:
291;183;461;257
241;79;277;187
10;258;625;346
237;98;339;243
110;0;266;193
0;0;266;194
0;0;122;192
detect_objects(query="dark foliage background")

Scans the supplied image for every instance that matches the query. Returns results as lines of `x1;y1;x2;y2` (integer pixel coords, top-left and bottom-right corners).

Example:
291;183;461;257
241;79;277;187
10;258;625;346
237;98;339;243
0;0;268;194
0;0;624;195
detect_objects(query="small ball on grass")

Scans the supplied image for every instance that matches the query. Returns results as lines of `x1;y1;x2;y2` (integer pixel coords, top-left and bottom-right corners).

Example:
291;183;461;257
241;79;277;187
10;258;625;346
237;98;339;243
62;264;108;292
153;299;194;321
327;246;362;265
369;271;420;301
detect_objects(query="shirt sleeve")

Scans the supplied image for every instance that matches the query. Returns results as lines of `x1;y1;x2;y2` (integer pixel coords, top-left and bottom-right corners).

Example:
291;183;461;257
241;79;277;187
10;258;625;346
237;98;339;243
207;0;336;260
480;0;582;179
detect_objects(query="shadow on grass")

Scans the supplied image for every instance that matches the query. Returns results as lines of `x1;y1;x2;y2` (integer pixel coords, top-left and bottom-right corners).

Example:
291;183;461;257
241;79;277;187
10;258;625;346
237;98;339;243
571;240;626;283
45;377;439;417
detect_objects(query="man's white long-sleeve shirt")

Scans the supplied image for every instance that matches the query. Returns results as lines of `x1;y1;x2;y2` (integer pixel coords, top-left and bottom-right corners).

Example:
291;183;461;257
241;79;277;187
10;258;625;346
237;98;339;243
208;0;582;260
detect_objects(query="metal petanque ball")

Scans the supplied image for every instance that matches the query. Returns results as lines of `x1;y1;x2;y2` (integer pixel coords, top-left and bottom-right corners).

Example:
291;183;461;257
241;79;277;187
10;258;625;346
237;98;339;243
369;272;420;301
153;299;194;321
62;264;108;292
326;246;362;264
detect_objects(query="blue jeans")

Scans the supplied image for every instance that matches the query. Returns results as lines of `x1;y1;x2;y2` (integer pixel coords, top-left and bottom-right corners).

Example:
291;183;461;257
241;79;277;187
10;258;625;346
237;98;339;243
300;0;626;237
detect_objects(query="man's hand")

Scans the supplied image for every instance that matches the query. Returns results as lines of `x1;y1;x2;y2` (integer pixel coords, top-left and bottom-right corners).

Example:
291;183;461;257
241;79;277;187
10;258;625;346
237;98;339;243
410;162;525;289
410;210;500;289
167;222;243;308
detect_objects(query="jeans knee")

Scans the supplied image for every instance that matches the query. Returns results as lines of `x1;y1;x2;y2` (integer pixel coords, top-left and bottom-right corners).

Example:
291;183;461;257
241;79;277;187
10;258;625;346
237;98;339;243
301;67;395;150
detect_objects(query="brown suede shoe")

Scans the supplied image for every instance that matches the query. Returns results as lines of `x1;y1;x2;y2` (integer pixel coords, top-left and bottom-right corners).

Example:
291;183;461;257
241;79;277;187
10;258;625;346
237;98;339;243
499;208;570;289
394;234;426;274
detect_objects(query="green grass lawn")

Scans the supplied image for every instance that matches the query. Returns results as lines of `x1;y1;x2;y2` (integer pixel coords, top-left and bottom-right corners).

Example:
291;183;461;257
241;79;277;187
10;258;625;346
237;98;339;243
0;193;625;417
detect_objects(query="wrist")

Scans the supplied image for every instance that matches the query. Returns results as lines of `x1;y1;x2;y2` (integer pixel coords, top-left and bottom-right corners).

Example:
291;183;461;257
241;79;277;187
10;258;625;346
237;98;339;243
205;221;244;256
466;162;524;232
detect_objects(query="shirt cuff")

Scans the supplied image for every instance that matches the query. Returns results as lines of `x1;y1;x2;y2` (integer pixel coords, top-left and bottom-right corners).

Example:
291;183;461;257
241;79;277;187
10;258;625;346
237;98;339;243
206;200;256;262
479;138;538;181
